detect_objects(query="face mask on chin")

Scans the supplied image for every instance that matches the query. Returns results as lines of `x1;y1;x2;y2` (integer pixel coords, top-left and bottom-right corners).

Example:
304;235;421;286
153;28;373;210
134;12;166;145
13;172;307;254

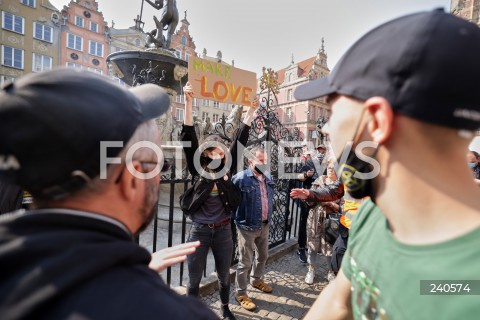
337;110;380;202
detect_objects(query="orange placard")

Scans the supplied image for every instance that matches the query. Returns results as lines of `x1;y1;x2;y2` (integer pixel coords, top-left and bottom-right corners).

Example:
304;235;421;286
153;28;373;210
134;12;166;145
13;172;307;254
188;56;257;106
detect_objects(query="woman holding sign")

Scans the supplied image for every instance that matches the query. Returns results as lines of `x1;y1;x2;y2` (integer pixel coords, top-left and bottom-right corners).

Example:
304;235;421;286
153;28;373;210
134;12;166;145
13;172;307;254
180;82;258;320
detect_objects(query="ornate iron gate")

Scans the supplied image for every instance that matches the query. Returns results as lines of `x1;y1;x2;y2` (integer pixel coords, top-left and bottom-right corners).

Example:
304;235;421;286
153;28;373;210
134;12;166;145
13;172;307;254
141;67;308;287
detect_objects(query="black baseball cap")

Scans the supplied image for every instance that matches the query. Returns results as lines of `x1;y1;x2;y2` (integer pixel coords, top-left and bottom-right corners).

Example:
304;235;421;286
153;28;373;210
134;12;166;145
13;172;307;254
0;68;170;199
295;9;480;131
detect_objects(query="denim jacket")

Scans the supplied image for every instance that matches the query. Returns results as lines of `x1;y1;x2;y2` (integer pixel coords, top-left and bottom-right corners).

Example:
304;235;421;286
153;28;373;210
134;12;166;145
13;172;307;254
232;167;275;231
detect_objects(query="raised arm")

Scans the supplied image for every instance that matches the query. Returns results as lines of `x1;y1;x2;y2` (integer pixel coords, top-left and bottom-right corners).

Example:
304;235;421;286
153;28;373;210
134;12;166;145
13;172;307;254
290;179;344;203
229;98;259;174
242;97;259;127
184;82;194;126
180;82;198;176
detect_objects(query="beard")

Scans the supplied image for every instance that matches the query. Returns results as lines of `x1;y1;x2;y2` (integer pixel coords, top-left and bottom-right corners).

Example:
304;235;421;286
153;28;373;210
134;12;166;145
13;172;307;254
136;178;159;234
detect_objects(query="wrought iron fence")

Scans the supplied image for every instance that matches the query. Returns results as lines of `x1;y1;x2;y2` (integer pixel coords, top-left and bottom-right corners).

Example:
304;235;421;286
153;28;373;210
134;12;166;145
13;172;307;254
139;67;321;288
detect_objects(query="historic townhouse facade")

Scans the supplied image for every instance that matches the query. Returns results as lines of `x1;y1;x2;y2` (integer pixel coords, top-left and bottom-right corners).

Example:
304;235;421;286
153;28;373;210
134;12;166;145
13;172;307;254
260;43;331;145
451;0;480;24
0;0;60;84
59;0;108;74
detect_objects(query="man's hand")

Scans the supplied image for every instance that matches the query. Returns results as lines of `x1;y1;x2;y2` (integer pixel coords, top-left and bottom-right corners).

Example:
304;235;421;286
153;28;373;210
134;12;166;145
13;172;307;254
149;241;200;272
306;169;315;177
290;188;310;200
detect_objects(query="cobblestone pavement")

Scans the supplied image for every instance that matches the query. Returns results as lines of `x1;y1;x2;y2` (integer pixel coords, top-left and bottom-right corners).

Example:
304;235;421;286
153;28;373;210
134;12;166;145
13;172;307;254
201;250;330;320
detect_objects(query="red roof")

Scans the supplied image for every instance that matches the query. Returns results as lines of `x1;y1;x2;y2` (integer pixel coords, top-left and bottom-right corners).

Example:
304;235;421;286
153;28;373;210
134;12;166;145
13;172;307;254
276;56;316;84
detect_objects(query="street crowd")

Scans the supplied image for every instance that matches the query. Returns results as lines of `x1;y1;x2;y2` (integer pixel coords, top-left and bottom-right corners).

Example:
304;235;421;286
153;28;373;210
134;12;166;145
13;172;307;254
1;8;480;320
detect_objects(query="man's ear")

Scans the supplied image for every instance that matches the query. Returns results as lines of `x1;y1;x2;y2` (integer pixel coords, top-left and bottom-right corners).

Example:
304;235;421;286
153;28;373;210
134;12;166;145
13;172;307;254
117;161;143;202
364;97;394;144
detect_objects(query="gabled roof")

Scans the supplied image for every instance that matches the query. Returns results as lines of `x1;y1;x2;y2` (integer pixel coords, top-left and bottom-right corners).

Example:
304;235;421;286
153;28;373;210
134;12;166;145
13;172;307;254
276;56;316;84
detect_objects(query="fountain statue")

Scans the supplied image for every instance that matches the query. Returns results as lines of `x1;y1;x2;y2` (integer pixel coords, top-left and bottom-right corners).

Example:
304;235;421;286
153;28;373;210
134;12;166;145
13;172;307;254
107;0;189;145
106;0;189;231
144;0;179;49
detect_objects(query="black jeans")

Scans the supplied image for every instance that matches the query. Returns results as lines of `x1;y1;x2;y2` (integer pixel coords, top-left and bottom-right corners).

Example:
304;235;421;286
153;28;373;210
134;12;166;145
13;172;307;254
298;201;310;248
187;222;233;304
330;225;349;275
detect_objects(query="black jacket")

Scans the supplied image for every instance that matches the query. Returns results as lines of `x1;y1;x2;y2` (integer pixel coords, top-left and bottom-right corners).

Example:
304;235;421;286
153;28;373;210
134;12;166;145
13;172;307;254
0;181;23;215
299;158;320;189
179;123;250;216
307;179;345;203
0;210;218;320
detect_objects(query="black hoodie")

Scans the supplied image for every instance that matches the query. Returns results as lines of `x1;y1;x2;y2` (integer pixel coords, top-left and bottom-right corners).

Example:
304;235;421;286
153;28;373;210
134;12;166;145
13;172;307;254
0;209;218;320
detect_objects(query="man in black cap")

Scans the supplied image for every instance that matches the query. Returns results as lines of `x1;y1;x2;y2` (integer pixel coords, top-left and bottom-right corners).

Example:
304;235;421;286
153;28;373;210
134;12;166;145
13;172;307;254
295;9;480;320
0;69;218;319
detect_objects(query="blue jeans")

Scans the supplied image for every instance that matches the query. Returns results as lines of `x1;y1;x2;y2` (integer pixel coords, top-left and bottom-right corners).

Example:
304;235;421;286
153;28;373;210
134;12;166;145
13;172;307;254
187;222;233;305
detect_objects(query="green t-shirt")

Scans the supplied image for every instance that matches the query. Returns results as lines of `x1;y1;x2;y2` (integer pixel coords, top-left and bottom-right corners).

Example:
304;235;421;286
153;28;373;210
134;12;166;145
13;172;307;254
342;199;480;320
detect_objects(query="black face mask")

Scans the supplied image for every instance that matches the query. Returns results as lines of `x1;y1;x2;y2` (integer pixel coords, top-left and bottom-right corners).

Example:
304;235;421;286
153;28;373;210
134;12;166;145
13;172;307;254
207;158;225;173
339;147;378;201
337;111;379;201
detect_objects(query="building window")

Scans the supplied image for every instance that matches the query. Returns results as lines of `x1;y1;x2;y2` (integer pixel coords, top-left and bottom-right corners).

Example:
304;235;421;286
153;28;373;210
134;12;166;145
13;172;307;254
33;22;53;43
89;40;103;57
213;101;219;108
185;53;189;62
90;21;98;32
174;50;181;59
192;110;197;117
20;0;35;7
2;12;25;34
287;89;293;102
66;61;82;69
32;53;52;72
181;35;187;45
0;75;15;85
87;67;102;74
203;99;209;107
307;106;314;120
176;108;185;121
84;1;91;9
192;98;197;106
286;107;292;122
288;73;293;82
202;112;209;121
75;16;84;27
175;94;185;103
135;39;141;47
212;114;219;122
2;46;24;69
67;33;83;51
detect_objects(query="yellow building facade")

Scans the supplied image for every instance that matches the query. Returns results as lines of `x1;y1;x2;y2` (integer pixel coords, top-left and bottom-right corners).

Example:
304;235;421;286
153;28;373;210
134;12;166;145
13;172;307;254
0;0;60;84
